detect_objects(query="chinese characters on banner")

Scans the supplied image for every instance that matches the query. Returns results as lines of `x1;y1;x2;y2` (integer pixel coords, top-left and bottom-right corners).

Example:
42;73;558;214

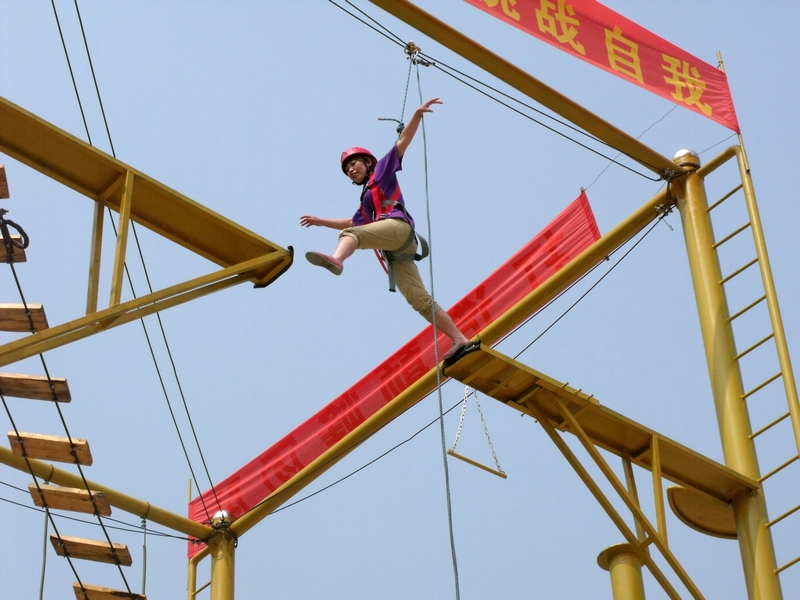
464;0;740;132
188;192;601;556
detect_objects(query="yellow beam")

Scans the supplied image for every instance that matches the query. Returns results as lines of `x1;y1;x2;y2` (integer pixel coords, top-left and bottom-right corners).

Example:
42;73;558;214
0;252;285;367
526;398;686;600
0;446;211;540
0;96;292;286
109;170;134;307
230;183;678;537
368;0;680;178
87;200;104;314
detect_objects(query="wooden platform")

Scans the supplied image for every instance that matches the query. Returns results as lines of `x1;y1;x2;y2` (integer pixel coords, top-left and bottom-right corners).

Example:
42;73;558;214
442;343;758;503
0;96;292;287
0;164;8;198
9;432;93;465
29;483;111;516
1;235;26;262
0;372;70;401
0;303;49;332
51;535;132;566
72;583;146;600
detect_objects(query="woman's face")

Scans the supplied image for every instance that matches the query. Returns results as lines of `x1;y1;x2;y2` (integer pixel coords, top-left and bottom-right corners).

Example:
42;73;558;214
344;157;370;185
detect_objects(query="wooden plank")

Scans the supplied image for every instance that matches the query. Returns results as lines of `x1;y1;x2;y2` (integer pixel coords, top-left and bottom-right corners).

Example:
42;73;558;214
0;372;70;401
1;235;26;262
0;303;49;332
442;344;759;503
51;535;132;566
28;483;111;516
0;164;8;198
72;583;146;600
8;432;93;465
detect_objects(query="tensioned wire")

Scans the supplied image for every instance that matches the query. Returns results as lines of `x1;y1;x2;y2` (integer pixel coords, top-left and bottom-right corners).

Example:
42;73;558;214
329;0;663;181
0;482;189;541
50;0;221;521
2;236;140;595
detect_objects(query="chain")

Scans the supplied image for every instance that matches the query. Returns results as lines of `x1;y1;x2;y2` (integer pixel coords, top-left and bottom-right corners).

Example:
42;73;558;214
450;388;505;475
450;387;471;452
474;391;504;475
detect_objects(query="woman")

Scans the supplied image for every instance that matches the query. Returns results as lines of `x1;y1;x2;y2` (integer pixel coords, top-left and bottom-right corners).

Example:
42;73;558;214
300;97;471;359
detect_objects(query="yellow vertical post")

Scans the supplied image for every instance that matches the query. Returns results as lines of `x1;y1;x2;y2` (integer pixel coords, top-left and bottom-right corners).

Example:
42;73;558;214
209;511;235;600
109;170;134;307
650;436;667;545
598;544;647;600
87;200;104;314
674;149;782;599
622;457;647;545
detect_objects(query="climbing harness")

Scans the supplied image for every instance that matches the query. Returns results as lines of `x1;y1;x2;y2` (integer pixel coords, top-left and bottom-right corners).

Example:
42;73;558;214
448;387;507;479
369;41;436;292
357;174;430;292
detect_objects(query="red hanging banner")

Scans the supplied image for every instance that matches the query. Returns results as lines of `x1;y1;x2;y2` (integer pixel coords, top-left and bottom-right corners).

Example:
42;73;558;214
188;192;601;556
464;0;740;132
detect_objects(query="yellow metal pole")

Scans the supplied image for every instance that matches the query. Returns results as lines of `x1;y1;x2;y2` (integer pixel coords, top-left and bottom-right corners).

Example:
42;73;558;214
598;543;647;600
231;184;676;537
650;436;667;545
208;512;235;600
0;446;212;540
367;0;679;178
109;170;134;307
674;149;782;600
0;251;283;367
87;200;104;315
622;457;647;545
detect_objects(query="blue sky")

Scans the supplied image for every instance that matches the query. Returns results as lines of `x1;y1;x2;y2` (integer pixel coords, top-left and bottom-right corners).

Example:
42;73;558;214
1;1;799;598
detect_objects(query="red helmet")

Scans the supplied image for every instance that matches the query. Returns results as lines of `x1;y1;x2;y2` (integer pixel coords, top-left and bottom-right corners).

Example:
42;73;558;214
340;147;376;174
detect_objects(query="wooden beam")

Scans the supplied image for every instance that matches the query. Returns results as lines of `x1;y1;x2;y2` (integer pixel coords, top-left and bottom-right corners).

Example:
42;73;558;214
0;164;8;198
8;432;93;465
72;583;146;600
0;235;26;262
51;535;132;566
28;483;112;516
0;372;70;401
0;303;49;332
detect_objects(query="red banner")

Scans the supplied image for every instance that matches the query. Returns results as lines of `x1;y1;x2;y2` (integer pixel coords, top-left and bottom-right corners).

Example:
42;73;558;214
188;192;600;555
464;0;739;132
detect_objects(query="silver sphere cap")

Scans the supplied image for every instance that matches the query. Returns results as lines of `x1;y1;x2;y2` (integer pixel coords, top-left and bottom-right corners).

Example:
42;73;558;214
673;149;700;169
212;510;230;526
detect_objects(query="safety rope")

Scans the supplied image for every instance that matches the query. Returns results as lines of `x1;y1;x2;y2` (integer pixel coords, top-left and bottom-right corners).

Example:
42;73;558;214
407;49;462;600
38;505;49;600
141;503;150;596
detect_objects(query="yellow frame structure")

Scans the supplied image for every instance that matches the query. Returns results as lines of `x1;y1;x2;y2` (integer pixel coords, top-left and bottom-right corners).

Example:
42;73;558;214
0;96;293;367
4;2;797;598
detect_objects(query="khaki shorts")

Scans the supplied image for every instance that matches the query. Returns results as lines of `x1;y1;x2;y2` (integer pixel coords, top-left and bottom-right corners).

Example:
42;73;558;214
340;219;441;322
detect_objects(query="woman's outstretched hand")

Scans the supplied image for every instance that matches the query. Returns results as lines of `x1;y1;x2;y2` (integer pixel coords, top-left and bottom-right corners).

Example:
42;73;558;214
300;215;321;228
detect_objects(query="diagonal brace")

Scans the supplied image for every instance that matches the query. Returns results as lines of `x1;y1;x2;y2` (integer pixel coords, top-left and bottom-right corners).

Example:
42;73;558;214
0;251;285;367
547;396;705;599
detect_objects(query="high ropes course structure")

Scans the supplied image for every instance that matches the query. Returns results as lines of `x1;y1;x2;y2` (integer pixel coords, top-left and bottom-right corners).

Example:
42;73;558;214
1;1;799;599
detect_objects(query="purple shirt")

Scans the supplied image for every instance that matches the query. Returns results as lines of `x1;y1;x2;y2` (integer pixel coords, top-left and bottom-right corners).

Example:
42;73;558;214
351;144;415;229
